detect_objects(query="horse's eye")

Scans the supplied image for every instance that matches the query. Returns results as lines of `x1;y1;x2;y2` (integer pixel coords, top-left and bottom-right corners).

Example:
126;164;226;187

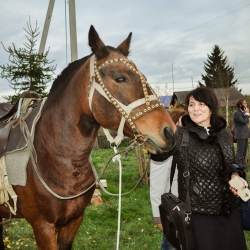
115;77;127;83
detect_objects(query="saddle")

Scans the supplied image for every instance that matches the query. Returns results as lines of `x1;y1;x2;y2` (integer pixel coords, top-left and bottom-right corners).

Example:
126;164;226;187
0;103;12;119
0;90;42;158
0;91;44;217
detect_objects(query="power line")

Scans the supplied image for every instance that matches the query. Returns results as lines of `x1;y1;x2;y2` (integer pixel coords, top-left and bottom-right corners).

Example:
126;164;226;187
132;3;250;54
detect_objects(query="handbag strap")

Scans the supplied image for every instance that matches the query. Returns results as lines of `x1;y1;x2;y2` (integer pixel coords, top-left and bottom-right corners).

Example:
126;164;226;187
181;127;192;216
170;126;192;225
169;126;189;189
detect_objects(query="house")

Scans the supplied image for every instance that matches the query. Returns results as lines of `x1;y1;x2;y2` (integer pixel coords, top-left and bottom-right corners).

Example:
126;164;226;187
170;88;245;108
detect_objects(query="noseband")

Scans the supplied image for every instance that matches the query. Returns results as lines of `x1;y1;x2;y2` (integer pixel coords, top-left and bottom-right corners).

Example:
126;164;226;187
88;55;164;145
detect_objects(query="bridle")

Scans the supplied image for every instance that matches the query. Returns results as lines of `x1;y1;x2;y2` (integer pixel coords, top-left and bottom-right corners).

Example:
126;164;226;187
20;54;164;201
88;55;164;145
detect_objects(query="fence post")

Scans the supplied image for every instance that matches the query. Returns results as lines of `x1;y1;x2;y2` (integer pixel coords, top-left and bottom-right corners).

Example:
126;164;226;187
135;144;149;184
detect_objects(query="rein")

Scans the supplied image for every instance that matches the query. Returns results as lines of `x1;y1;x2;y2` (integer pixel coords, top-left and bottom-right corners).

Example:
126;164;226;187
90;139;149;197
24;127;147;199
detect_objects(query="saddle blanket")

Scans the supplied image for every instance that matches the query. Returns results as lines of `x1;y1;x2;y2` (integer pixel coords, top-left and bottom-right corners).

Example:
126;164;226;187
4;98;46;186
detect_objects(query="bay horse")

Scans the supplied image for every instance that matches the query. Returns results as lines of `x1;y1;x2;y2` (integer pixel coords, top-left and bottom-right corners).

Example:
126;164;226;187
0;25;176;249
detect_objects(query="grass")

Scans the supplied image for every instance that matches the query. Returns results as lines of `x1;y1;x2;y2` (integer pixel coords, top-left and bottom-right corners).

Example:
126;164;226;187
2;146;250;249
2;147;163;249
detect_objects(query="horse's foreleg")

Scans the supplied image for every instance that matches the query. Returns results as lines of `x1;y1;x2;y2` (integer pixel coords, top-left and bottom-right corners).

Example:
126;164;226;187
57;215;84;250
32;221;58;250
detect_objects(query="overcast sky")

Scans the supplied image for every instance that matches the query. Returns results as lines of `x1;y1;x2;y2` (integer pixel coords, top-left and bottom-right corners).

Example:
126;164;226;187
0;0;249;102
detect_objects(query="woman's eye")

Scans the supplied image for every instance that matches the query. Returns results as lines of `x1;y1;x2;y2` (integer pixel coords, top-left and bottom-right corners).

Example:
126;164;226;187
115;77;127;83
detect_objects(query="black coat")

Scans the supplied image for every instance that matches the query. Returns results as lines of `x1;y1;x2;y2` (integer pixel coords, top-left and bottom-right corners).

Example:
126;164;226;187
174;115;245;216
151;115;245;215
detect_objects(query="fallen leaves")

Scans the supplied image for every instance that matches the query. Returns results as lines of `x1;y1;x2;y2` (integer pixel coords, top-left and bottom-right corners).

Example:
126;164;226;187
3;237;9;243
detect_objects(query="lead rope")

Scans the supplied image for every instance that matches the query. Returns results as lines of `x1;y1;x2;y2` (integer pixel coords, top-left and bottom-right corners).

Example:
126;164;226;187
91;135;148;250
112;146;122;250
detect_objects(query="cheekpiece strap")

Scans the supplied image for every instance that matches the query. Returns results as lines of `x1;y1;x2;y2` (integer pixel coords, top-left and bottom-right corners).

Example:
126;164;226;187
88;55;163;139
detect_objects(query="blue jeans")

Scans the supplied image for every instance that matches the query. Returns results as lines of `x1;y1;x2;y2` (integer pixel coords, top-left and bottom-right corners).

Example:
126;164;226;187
161;234;175;250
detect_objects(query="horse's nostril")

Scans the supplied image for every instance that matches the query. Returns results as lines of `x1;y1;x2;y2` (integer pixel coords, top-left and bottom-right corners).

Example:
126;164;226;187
164;127;175;147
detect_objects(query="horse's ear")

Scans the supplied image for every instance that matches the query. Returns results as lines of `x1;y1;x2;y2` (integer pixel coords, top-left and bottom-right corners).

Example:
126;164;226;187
116;32;132;57
88;25;109;59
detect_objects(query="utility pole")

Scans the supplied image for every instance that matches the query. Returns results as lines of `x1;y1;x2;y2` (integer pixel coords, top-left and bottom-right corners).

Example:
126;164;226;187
39;0;78;62
69;0;78;62
38;0;55;54
191;77;194;89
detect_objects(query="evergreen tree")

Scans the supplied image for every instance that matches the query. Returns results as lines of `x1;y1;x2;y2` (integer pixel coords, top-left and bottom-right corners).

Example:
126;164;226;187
199;45;237;89
0;18;56;104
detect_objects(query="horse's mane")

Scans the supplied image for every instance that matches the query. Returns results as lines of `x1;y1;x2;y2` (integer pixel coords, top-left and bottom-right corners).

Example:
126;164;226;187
47;46;123;102
48;54;92;100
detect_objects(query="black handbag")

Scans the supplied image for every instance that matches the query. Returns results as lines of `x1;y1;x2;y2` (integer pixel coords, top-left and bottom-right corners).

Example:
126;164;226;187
159;127;195;250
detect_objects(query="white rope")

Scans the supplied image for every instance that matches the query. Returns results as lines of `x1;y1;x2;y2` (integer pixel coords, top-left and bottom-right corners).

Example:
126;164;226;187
90;142;149;249
112;146;122;250
102;116;125;147
91;145;123;250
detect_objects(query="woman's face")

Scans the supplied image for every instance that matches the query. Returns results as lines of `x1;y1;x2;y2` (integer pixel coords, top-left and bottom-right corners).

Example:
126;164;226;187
188;96;211;127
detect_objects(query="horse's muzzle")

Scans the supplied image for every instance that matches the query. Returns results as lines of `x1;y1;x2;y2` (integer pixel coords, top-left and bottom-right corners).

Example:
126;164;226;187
143;126;175;154
163;127;175;150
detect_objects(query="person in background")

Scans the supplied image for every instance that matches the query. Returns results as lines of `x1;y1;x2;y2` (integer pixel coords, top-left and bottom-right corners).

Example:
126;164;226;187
150;109;186;250
166;87;247;250
233;98;249;169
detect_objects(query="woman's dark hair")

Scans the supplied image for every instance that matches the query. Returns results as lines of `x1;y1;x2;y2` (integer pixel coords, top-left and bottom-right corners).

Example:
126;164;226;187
236;98;245;108
184;87;219;127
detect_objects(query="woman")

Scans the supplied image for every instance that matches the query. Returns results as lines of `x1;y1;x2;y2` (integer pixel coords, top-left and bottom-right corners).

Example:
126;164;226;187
172;87;247;250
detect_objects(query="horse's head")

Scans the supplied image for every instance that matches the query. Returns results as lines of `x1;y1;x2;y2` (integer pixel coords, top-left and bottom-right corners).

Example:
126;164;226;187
87;25;176;154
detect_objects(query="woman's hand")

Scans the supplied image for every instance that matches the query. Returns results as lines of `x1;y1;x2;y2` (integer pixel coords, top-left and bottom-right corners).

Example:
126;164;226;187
230;174;248;197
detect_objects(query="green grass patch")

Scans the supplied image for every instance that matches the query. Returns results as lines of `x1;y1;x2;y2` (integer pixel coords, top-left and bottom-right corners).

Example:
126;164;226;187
2;147;162;249
2;147;250;249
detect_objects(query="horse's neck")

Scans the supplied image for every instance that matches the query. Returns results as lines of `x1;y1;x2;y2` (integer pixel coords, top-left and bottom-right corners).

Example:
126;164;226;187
36;97;99;165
